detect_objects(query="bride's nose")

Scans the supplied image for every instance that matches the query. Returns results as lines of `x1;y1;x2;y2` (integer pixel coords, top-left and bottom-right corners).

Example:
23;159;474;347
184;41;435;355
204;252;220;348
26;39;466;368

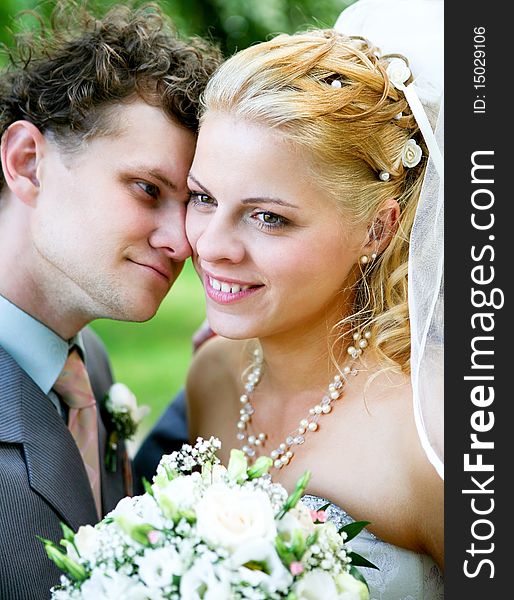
195;213;246;265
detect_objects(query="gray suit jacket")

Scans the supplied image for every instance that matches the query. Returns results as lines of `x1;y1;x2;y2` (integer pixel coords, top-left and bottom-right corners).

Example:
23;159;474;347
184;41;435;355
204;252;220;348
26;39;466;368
0;328;128;600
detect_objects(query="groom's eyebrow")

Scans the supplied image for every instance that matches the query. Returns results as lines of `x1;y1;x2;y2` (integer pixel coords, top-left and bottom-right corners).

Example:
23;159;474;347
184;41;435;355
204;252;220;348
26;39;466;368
123;164;177;190
188;173;298;209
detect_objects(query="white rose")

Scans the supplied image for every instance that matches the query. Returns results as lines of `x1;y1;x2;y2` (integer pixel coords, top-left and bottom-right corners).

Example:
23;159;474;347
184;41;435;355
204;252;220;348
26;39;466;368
293;569;339;600
133;493;167;528
335;572;370;600
107;383;148;422
386;57;411;90
195;483;277;551
153;471;202;512
135;546;184;587
179;556;231;600
210;464;228;483
232;539;293;593
80;569;149;599
278;501;316;541
66;525;100;563
402;139;422;168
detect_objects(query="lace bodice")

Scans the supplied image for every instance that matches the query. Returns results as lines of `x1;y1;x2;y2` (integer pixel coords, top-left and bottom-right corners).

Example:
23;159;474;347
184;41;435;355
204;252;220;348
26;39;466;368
302;495;444;600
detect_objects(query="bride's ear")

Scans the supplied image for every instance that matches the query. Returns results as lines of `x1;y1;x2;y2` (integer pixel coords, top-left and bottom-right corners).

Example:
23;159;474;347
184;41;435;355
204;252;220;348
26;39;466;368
362;198;400;255
1;120;44;206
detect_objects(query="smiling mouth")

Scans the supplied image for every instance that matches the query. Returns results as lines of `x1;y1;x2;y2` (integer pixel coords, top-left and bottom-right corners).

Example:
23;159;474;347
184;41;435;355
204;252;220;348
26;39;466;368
129;259;171;282
208;275;260;294
204;274;263;303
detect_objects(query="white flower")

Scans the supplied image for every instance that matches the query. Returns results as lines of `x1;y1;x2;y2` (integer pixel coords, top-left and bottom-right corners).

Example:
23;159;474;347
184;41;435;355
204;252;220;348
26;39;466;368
278;501;316;540
179;556;231;600
195;483;277;551
402;139;423;168
210;464;228;483
106;383;148;422
386;57;411;90
79;569;149;599
153;471;202;512
232;539;293;593
135;547;184;587
293;569;339;599
67;525;101;564
335;572;370;600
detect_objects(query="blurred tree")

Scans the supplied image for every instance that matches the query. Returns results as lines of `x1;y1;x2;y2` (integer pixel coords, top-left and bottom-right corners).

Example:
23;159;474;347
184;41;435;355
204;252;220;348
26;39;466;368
0;0;357;61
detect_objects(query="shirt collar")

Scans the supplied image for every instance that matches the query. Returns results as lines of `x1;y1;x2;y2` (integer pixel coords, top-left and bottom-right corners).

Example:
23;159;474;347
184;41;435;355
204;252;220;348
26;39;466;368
0;294;84;394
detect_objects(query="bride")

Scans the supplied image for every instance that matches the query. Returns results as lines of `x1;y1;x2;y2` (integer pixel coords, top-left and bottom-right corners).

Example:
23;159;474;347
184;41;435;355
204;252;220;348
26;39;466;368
184;2;443;597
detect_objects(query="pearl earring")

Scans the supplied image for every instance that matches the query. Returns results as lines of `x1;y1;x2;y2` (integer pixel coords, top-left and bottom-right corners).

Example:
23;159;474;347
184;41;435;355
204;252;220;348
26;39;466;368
360;253;377;266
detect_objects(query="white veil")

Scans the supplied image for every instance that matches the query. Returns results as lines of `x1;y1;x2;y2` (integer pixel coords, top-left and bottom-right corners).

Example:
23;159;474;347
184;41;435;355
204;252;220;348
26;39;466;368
334;0;444;478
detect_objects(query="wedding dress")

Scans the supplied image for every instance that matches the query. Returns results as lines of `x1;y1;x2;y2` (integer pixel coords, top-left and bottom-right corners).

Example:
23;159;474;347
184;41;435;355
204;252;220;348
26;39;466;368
302;495;444;600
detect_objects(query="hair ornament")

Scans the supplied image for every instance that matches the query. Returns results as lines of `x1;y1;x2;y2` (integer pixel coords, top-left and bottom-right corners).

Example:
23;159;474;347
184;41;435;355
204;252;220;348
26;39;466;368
394;112;403;120
402;138;422;168
331;79;342;88
386;57;411;90
378;170;390;181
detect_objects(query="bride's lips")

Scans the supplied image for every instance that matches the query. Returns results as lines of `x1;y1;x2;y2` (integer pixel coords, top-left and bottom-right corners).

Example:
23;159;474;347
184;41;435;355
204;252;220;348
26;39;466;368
203;271;264;305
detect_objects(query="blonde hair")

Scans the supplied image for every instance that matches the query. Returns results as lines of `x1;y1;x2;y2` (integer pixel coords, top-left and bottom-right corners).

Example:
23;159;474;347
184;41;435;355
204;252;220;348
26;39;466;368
202;29;428;375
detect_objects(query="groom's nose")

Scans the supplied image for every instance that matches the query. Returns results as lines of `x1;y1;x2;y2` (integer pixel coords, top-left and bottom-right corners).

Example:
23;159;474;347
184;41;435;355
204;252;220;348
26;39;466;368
149;201;192;261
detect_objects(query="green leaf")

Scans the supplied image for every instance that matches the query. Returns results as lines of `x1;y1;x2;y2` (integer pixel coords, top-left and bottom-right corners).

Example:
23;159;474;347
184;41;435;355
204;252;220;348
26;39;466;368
275;535;296;565
348;551;379;570
339;520;371;541
291;529;306;560
59;522;76;544
349;565;371;591
142;477;154;496
247;455;273;479
227;448;248;483
40;540;87;581
276;471;311;519
318;502;331;512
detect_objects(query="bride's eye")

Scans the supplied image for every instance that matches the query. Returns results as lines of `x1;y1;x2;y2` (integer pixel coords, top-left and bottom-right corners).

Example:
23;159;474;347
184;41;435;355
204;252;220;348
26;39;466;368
253;211;289;230
188;191;217;208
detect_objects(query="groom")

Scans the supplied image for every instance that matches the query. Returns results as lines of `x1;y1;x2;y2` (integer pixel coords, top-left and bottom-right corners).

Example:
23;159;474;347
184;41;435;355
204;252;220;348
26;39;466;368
0;3;219;598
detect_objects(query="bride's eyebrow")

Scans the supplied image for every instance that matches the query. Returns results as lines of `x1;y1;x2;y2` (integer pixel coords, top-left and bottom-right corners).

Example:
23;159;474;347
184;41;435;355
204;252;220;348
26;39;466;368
188;173;214;197
188;172;298;209
241;197;299;209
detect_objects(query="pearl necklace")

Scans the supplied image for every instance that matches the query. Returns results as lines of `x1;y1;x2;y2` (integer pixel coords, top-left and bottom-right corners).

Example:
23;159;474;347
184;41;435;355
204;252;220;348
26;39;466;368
236;330;371;470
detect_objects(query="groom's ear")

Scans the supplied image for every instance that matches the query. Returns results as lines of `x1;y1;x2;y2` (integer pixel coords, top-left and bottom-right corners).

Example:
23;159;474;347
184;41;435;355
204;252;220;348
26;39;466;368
1;120;44;206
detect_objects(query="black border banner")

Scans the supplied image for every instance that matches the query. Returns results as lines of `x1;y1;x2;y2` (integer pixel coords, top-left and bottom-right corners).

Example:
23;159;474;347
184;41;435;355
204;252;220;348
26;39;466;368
445;1;508;595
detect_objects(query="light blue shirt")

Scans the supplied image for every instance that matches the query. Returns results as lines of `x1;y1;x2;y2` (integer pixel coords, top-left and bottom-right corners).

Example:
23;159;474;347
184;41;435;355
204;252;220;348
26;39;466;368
0;294;84;416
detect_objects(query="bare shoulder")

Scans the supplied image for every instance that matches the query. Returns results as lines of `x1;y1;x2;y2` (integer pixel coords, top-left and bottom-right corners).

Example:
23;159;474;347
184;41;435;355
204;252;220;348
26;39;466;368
187;337;248;387
186;336;253;446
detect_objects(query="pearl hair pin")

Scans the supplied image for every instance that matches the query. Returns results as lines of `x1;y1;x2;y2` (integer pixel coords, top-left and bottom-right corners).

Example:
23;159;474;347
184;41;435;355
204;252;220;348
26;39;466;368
236;330;372;470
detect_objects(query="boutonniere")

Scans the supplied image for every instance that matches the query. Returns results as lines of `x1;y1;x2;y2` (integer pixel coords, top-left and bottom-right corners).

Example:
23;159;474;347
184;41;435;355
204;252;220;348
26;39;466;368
103;383;149;472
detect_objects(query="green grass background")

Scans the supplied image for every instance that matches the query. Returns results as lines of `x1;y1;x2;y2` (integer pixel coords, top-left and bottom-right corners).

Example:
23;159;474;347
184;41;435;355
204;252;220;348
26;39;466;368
90;260;206;453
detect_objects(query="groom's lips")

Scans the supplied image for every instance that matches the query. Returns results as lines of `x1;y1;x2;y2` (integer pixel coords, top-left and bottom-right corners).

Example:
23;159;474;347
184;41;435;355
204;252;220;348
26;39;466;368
128;259;171;282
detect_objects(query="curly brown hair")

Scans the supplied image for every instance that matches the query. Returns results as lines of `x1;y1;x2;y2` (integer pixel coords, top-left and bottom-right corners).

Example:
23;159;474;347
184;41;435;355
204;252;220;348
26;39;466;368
0;1;222;194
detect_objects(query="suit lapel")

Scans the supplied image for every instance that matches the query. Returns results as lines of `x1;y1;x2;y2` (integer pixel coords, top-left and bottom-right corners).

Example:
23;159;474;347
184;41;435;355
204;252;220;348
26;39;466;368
0;346;99;530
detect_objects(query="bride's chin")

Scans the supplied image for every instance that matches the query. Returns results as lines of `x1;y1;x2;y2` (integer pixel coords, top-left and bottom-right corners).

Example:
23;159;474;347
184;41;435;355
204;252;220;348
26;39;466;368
207;313;263;341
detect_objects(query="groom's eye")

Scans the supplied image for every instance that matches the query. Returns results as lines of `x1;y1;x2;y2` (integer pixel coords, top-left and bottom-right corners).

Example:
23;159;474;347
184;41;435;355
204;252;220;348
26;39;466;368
137;181;160;199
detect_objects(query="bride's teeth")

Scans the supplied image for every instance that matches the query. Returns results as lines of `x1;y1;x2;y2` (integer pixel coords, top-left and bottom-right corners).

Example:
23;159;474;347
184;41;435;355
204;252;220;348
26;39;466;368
210;276;254;294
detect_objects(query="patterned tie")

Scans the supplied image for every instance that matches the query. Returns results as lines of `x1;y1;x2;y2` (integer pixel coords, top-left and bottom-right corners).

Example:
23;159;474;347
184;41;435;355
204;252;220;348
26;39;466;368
54;349;102;519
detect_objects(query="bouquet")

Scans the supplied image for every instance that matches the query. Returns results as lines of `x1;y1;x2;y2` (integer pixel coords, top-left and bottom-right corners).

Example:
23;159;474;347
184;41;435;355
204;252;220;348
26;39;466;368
42;438;375;599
